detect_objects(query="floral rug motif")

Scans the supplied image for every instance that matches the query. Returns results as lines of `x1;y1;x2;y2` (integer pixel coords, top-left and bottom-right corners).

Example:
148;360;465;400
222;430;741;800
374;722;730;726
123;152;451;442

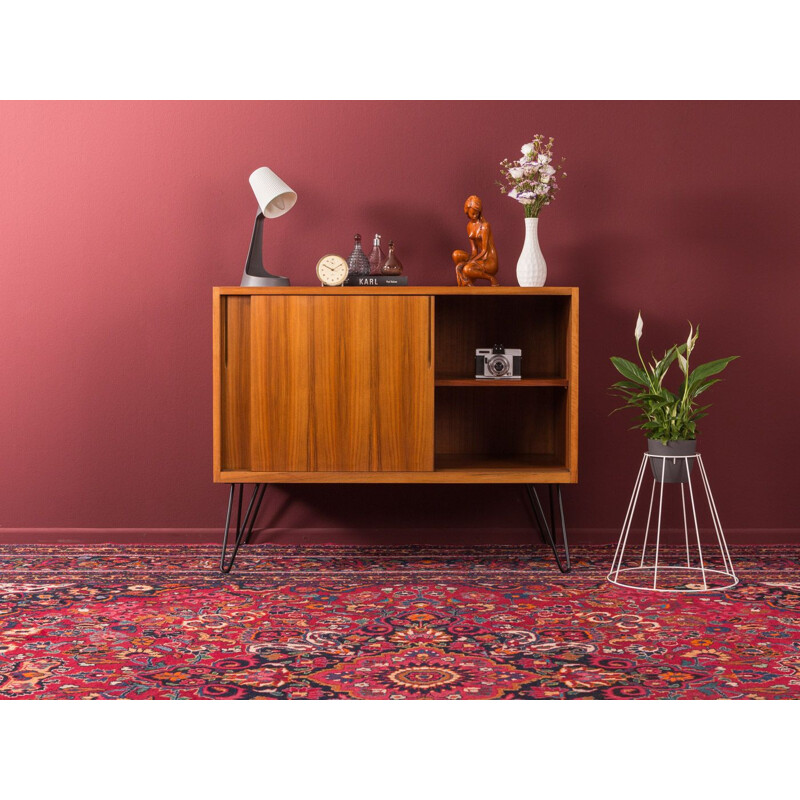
1;544;799;699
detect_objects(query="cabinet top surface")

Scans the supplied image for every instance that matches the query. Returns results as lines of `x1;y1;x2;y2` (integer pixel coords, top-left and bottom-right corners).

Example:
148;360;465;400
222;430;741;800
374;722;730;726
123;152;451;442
215;286;578;296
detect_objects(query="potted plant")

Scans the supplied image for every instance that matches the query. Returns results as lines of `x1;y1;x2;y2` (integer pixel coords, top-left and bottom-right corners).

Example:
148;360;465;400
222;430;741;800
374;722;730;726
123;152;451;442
610;313;738;482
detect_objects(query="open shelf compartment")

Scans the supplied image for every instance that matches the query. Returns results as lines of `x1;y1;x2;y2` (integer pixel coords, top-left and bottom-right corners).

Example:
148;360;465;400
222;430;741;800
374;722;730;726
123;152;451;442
434;385;568;472
434;293;571;382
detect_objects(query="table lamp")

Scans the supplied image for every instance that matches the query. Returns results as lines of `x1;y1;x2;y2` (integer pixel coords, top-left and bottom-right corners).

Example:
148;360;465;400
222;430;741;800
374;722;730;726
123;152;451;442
240;166;297;287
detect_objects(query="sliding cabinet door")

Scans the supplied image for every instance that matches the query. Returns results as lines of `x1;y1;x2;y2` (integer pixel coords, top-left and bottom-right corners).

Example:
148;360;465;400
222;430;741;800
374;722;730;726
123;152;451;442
249;295;314;471
310;296;378;471
370;295;433;471
246;294;433;473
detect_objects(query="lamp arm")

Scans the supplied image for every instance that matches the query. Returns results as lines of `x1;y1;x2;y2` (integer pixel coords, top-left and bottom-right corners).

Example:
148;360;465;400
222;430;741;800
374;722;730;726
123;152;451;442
244;211;268;278
239;206;290;286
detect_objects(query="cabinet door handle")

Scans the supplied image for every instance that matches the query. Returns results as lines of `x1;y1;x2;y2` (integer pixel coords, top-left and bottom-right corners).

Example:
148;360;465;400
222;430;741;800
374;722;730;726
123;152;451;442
222;296;228;368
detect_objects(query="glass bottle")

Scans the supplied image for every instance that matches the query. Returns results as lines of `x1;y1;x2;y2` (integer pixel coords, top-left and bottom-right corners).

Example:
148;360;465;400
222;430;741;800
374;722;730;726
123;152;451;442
368;233;385;276
380;240;403;275
347;233;371;277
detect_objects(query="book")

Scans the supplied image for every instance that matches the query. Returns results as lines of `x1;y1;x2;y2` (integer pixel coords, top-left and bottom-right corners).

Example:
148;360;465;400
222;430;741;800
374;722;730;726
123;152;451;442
343;275;409;287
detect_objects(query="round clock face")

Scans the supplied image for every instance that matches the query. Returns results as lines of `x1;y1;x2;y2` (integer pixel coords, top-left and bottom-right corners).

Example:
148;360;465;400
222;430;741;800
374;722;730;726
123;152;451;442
316;254;348;286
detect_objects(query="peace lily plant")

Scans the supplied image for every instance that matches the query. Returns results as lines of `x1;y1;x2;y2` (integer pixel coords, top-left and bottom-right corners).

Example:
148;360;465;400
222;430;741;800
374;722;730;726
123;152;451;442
610;313;737;445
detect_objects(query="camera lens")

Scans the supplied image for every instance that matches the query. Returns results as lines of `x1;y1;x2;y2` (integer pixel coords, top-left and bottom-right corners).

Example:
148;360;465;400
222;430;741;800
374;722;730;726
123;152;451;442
488;355;509;376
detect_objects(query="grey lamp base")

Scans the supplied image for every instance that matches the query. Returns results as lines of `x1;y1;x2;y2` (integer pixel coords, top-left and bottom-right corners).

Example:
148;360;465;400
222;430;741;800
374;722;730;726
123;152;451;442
240;271;290;287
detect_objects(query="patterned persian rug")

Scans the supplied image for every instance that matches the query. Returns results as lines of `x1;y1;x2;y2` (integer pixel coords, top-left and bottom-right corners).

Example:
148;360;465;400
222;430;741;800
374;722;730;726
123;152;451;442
0;544;798;699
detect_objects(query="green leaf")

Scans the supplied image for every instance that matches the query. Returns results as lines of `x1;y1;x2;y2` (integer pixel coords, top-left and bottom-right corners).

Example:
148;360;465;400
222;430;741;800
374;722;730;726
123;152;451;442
631;393;672;406
652;344;684;386
688;404;713;420
688;356;738;389
693;378;722;398
610;357;650;386
610;380;642;392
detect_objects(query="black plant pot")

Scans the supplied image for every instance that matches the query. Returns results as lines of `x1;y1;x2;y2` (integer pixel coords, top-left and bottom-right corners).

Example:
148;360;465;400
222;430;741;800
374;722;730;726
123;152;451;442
646;439;697;483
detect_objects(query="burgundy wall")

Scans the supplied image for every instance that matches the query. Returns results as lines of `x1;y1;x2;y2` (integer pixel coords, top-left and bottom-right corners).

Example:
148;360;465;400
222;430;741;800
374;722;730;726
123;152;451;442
2;101;799;542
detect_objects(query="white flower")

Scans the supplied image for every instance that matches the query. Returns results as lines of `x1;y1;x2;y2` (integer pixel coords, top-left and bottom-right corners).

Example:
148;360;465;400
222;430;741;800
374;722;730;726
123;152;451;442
677;351;688;374
635;312;643;342
500;134;565;212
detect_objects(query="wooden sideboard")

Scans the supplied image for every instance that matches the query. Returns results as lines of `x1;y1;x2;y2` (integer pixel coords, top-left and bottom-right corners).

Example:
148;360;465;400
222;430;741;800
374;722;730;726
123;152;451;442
212;286;578;571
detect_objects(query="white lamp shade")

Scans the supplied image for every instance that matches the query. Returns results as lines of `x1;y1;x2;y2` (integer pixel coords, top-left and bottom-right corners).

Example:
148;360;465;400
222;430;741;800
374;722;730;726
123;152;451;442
249;166;297;218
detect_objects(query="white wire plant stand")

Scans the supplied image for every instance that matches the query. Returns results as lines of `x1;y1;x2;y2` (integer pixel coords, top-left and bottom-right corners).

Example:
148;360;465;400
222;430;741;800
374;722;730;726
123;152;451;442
608;451;737;593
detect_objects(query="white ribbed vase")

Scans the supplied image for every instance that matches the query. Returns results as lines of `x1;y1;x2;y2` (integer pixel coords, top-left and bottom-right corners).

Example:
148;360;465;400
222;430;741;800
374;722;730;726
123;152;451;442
516;216;547;287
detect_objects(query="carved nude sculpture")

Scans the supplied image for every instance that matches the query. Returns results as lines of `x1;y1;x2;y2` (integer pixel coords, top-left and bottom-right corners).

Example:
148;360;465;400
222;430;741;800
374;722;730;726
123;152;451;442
452;195;500;287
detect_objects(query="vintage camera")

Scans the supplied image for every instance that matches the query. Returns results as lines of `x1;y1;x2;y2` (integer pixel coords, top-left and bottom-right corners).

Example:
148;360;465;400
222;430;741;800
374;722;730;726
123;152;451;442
475;345;522;379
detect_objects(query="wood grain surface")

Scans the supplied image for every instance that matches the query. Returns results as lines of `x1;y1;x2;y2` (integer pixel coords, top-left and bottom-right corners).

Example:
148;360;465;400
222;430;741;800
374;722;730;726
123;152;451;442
250;295;313;471
213;287;577;483
217;293;434;473
309;296;374;471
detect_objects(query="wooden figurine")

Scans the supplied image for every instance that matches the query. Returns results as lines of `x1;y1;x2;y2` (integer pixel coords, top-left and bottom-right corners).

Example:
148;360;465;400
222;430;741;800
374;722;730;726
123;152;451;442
452;195;500;286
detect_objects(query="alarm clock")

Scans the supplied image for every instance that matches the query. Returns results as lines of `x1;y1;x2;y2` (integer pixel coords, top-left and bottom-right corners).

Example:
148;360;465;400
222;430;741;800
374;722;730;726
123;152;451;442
316;254;348;287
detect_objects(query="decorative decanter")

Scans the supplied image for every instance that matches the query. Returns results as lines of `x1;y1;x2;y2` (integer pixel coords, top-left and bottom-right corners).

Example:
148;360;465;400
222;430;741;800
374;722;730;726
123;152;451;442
347;233;371;277
380;240;403;276
368;233;385;276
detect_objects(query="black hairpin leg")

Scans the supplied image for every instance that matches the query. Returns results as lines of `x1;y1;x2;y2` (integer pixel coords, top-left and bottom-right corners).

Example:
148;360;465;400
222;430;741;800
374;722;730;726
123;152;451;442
220;483;268;573
525;484;571;573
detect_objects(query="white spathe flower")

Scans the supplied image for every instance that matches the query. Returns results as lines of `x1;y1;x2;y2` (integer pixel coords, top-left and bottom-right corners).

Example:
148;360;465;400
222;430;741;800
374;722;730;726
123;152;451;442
677;351;688;374
509;167;524;180
521;143;534;156
686;323;696;355
635;312;643;341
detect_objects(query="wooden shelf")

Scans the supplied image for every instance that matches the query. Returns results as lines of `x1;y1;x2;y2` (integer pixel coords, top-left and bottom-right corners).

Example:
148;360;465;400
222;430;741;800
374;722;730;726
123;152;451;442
217;464;572;484
435;377;568;387
435;452;564;471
